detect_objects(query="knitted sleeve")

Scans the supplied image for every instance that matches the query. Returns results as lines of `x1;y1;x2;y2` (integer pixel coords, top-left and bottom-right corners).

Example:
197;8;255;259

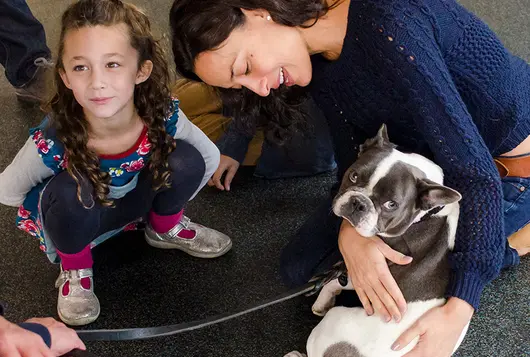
382;6;505;309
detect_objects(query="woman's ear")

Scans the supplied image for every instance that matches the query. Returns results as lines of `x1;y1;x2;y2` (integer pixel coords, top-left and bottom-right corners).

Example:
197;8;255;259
240;8;271;21
136;60;153;84
59;69;72;89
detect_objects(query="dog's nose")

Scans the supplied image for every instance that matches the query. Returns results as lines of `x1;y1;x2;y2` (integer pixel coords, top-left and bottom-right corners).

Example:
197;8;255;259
351;197;366;213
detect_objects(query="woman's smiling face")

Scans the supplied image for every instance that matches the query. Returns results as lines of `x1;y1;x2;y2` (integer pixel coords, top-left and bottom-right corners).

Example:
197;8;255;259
193;9;313;97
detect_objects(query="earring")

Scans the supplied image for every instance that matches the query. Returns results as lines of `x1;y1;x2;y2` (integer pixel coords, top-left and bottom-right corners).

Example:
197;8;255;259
266;15;271;21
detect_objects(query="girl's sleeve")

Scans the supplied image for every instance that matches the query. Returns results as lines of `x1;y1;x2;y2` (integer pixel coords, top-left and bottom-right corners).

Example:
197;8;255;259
171;104;220;198
0;137;54;207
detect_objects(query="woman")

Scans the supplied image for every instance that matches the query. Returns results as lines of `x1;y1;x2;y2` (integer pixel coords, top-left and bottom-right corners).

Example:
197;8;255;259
169;0;530;355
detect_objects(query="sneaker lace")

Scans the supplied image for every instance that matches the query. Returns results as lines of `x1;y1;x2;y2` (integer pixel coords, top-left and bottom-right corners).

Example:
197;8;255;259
34;57;54;68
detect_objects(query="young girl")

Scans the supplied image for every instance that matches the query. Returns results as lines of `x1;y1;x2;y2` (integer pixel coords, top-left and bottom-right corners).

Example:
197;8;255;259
0;0;232;326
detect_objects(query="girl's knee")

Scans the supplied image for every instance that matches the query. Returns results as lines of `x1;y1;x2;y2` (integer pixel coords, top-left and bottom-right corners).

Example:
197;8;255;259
168;140;206;183
43;171;77;202
42;171;93;209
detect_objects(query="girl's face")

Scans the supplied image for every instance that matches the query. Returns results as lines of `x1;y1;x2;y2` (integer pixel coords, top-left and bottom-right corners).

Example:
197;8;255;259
59;24;152;120
193;9;313;97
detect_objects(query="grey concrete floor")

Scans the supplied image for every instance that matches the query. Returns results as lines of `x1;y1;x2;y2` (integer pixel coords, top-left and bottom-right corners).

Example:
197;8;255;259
0;1;529;357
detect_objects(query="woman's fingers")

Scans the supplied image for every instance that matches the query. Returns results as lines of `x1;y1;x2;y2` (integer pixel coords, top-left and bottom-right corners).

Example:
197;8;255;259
363;285;391;322
380;272;408;317
373;277;403;322
223;165;238;191
393;319;424;353
210;166;226;190
0;344;22;357
371;236;413;265
356;288;374;315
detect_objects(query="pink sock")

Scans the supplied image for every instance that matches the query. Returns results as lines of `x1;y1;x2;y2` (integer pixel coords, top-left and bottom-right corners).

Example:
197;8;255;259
149;209;195;239
57;246;93;294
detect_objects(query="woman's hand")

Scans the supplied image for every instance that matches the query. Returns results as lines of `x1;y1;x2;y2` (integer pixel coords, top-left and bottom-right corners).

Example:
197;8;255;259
0;316;54;357
208;155;240;191
392;297;474;356
339;220;413;322
0;315;85;357
26;317;86;356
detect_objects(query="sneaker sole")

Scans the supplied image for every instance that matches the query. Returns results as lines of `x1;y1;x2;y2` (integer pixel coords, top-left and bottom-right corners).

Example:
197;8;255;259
15;92;43;104
144;233;232;259
57;308;100;326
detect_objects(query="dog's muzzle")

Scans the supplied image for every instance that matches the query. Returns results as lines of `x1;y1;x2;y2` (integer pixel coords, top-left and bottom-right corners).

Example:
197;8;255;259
333;191;378;237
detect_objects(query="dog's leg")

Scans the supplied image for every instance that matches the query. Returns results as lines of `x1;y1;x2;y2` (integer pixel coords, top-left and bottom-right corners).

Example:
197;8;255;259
312;278;344;316
283;352;307;357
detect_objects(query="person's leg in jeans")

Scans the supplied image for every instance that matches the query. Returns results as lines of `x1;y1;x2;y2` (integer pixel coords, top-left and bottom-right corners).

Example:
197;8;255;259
0;0;52;102
279;195;343;287
502;176;530;264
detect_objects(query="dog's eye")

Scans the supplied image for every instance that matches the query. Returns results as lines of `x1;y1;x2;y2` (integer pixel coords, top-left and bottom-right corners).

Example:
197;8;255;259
383;200;398;210
349;172;358;183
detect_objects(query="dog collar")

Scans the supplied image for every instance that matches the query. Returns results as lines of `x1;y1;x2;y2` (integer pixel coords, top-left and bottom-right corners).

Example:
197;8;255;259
418;206;445;223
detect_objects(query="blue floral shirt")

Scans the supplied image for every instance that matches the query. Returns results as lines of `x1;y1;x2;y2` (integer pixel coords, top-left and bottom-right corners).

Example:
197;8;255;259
16;99;180;258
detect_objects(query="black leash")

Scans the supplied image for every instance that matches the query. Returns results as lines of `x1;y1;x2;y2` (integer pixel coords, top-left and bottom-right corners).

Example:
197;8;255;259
75;281;320;342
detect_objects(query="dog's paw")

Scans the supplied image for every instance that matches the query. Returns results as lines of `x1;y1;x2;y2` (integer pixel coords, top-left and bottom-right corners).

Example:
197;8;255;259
284;351;307;357
312;296;336;317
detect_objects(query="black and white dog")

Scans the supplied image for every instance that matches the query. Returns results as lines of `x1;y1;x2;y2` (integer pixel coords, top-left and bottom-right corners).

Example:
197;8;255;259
286;125;469;357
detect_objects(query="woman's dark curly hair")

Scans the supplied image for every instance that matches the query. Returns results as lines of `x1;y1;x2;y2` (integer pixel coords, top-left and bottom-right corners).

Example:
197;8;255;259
170;0;337;145
49;0;175;207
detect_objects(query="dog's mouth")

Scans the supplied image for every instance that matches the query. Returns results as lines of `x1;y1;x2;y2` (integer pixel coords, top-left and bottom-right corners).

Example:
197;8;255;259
340;214;380;237
333;191;379;237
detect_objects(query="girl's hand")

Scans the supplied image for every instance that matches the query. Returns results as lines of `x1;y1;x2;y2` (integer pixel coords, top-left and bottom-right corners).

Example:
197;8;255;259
208;155;240;191
392;297;474;357
338;220;413;322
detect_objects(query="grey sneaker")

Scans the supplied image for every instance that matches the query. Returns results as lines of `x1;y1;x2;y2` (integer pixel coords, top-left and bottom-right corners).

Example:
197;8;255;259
14;57;54;104
55;266;100;326
145;215;232;258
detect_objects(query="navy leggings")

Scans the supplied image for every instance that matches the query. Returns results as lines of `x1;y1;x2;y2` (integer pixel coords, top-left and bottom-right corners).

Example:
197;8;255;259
41;140;205;254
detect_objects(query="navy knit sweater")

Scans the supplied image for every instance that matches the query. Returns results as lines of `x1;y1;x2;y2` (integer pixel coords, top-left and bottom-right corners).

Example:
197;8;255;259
309;0;529;309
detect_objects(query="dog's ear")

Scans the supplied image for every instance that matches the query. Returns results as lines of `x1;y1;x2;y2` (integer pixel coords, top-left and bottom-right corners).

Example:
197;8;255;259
417;179;462;211
359;124;395;154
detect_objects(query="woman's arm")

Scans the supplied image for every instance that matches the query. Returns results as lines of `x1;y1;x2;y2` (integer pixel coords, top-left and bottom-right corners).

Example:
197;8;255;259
386;9;506;311
0;137;54;207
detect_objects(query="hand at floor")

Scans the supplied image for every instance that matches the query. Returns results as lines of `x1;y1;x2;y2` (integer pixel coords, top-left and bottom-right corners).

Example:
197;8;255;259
208;155;240;191
392;297;473;357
